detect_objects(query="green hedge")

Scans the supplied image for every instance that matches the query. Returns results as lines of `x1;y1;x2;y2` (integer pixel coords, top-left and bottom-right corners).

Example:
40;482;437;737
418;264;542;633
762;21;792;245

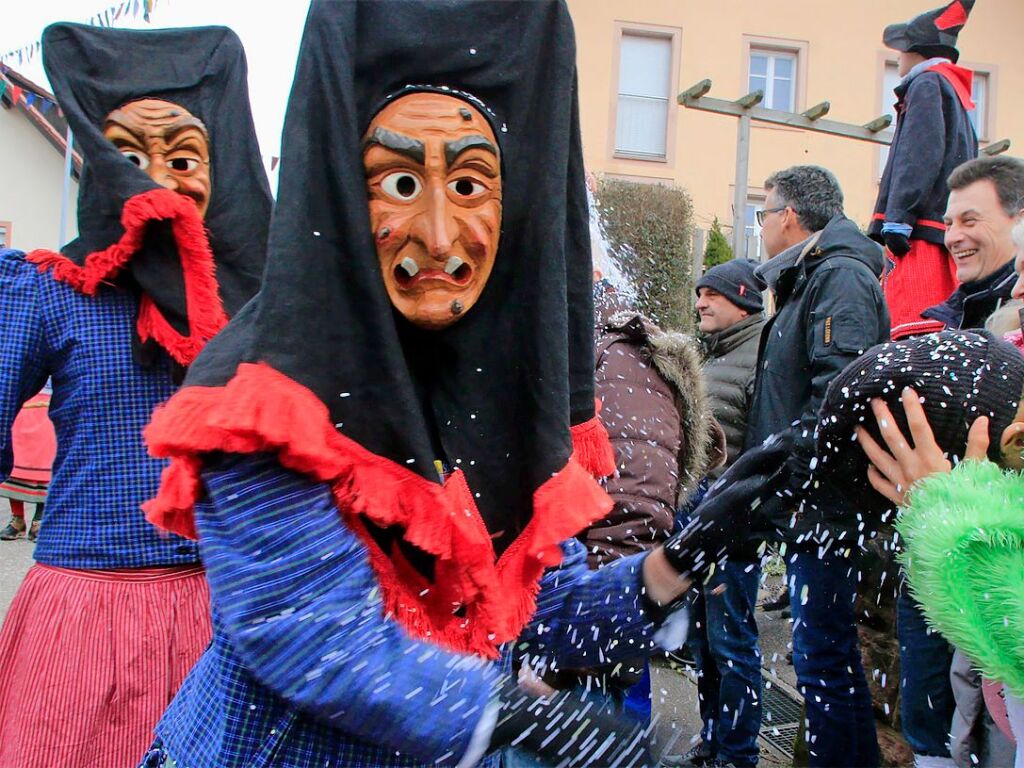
594;177;696;332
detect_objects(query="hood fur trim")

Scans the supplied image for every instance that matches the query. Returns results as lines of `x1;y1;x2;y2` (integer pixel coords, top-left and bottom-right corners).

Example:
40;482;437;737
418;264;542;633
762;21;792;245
648;327;725;496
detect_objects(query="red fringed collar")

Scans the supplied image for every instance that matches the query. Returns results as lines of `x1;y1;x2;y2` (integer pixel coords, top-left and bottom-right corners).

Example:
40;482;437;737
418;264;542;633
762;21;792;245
144;362;616;659
26;188;228;366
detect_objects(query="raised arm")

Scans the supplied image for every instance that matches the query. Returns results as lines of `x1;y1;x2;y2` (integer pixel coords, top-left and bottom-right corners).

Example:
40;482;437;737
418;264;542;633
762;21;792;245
196;452;497;764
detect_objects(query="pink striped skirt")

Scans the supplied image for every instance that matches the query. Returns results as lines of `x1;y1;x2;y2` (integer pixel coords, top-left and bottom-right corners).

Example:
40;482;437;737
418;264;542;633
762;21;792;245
0;563;211;768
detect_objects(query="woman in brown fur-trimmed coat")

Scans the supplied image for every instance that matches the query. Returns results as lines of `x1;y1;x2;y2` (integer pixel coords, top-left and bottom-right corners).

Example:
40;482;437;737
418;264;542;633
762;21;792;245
583;305;724;567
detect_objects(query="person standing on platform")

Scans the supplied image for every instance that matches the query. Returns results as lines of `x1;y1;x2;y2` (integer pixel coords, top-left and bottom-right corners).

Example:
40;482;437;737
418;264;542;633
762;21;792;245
869;0;978;340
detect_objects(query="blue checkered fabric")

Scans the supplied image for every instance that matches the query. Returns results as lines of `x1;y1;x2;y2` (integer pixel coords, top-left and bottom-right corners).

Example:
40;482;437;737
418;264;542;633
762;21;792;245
154;453;663;767
0;249;199;568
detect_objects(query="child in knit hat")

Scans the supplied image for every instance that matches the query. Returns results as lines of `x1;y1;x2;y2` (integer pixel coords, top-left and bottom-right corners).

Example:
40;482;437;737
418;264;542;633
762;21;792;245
815;330;1024;525
856;338;1024;768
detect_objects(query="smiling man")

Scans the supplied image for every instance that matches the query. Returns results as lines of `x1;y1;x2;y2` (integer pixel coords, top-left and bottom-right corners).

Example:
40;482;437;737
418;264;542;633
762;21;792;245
922;156;1024;332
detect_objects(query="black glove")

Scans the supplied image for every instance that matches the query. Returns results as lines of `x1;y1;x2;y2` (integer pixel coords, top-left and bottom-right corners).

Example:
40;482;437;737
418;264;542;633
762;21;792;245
488;674;653;767
662;432;796;579
882;230;911;257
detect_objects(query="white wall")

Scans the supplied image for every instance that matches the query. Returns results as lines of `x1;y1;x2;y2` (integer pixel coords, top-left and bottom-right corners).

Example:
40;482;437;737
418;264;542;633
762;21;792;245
0;106;78;252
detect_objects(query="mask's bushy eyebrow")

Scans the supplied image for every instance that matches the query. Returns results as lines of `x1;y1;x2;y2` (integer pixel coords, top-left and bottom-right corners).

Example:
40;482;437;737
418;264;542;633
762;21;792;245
444;134;498;166
362;127;426;164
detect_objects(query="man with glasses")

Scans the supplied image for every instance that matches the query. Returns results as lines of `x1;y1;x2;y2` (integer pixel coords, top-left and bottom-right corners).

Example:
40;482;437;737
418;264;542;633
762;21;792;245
747;166;890;767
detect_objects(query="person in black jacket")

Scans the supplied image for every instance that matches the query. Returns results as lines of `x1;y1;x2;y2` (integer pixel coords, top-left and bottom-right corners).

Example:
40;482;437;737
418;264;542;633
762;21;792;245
922;156;1024;332
749;166;890;768
662;259;766;768
902;155;1024;768
869;0;978;340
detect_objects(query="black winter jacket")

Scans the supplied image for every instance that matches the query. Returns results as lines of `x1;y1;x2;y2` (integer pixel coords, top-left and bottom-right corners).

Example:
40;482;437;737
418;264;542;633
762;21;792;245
868;64;978;246
922;259;1016;331
700;314;764;479
745;216;890;498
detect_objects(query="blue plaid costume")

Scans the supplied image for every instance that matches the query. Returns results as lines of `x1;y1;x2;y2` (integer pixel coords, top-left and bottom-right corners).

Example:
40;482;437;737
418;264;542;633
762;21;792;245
0;249;199;568
152;453;670;767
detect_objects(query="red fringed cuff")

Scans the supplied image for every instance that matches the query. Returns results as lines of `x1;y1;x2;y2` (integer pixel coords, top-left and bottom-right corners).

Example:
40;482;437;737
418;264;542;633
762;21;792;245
144;363;613;658
570;405;616;479
27;188;227;366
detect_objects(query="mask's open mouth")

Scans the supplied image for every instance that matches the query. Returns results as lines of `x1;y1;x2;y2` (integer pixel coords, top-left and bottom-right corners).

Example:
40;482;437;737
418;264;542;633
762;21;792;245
394;256;473;288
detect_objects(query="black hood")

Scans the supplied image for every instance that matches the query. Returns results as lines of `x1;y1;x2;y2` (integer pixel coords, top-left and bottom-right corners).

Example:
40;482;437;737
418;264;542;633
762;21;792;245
36;22;271;366
144;0;612;659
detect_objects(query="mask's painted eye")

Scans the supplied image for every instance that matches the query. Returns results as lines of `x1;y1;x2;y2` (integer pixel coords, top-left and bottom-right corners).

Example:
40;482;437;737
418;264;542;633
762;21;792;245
168;157;201;172
448;178;486;198
120;149;150;170
380;172;422;201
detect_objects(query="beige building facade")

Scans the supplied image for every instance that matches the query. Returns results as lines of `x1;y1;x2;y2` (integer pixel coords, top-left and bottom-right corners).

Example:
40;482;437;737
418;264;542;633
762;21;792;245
0;71;78;253
567;0;1024;260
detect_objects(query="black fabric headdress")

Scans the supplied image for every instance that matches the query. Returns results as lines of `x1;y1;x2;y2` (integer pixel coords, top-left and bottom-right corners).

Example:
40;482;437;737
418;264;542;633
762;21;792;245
145;0;614;659
816;330;1024;522
31;23;271;366
883;0;976;62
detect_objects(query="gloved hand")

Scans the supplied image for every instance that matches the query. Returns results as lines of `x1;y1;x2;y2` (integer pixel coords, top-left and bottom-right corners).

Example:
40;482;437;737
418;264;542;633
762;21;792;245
488;672;653;766
662;432;795;578
882;230;911;257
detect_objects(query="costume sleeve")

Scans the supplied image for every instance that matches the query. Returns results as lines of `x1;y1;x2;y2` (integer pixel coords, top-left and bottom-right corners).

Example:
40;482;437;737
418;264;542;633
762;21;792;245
884;76;947;228
197;452;497;765
0;251;50;480
519;539;687;670
787;262;886;488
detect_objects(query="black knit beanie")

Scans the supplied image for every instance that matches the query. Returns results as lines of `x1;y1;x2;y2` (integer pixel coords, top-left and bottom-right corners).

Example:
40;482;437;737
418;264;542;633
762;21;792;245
695;258;764;314
815;330;1024;521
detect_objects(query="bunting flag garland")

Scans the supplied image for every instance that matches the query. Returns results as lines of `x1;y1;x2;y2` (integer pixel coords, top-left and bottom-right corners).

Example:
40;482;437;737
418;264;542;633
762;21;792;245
0;69;57;118
1;0;161;65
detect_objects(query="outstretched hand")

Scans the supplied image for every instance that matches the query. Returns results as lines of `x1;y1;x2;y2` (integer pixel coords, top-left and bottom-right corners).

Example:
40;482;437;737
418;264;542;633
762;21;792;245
855;387;990;507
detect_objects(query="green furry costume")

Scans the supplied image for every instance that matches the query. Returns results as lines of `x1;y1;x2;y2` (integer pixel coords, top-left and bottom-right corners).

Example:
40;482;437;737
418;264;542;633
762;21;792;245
898;460;1024;698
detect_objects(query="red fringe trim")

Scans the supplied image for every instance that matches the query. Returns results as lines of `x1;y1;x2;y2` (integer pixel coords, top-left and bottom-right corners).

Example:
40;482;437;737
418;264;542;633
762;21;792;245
144;363;613;658
570;409;616;478
26;189;228;366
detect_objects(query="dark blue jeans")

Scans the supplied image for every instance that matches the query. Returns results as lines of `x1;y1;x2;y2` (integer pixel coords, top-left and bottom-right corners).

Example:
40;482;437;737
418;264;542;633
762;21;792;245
897;583;955;757
788;547;879;768
689;560;763;767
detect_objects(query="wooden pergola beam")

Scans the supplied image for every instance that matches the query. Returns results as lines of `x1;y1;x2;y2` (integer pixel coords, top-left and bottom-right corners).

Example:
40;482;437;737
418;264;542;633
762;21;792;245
676;79;1012;261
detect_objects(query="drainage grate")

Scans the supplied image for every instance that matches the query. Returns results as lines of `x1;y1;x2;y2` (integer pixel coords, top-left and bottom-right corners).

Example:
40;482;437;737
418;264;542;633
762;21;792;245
761;678;803;724
760;722;801;757
758;674;803;760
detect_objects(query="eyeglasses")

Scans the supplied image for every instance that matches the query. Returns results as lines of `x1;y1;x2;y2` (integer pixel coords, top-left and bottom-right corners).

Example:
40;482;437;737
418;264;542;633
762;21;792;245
756;206;790;226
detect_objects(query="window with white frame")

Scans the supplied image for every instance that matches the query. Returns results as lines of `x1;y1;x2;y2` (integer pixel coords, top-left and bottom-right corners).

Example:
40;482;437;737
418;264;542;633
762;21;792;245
970;71;990;141
749;49;797;112
615;32;672;159
744;198;765;261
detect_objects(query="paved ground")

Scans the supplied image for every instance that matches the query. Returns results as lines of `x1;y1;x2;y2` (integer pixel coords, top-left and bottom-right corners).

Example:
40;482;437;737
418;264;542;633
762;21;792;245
0;497;801;765
0;500;34;624
650;571;799;767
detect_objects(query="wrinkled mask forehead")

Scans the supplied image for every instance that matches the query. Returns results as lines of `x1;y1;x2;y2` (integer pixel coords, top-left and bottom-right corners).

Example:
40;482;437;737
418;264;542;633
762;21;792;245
102;98;212;219
362;91;503;331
